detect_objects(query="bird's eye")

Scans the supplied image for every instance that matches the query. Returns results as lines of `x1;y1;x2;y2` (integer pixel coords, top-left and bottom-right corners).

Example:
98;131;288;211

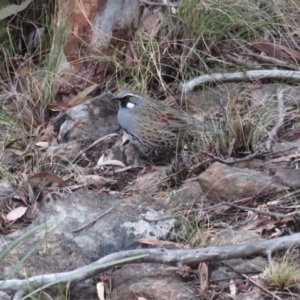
126;102;135;109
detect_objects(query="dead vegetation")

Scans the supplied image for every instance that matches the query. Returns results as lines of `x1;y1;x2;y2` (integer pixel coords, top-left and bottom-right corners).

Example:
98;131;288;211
1;0;300;299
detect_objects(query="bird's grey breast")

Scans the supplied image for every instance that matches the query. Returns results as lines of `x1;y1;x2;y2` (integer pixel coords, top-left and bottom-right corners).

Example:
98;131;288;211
117;107;134;131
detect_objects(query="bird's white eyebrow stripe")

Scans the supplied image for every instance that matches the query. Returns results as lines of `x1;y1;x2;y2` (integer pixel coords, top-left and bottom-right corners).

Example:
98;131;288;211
126;102;135;109
123;93;143;98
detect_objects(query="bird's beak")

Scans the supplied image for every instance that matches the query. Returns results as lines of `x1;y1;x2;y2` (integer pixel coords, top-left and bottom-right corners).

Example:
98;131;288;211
111;96;119;101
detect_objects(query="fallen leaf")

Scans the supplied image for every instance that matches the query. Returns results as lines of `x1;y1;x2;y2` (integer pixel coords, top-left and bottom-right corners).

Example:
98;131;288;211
7;206;28;221
37;121;56;143
252;37;300;63
126;42;139;67
96;282;105;300
8;149;24;156
229;279;237;296
270;153;300;163
96;160;126;168
35;141;49;148
77;175;117;188
69;84;98;106
139;166;157;175
0;0;33;20
199;262;209;293
30;172;68;187
142;8;163;38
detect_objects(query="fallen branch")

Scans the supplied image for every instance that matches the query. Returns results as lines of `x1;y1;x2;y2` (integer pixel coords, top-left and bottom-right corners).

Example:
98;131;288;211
71;133;118;163
226;32;300;71
200;150;270;165
267;189;300;206
189;150;269;172
223;263;281;300
2;233;300;297
179;70;300;93
139;0;180;7
242;53;300;71
222;201;296;219
226;32;256;56
70;206;115;233
225;54;261;69
265;88;286;150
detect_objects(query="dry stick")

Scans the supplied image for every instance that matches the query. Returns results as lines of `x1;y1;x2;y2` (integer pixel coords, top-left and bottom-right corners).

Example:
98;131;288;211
189;150;269;176
228;30;300;71
221;201;296;219
202;181;283;215
139;0;180;7
192;146;298;172
179;70;300;93
70;206;115;233
241;273;282;300
222;262;282;300
3;233;300;296
201;150;269;165
188;158;212;172
12;288;26;300
226;32;256;56
267;190;300;206
0;291;11;300
242;53;300;71
143;215;177;223
233;212;257;229
71;133;118;163
265;89;285;151
225;54;261;69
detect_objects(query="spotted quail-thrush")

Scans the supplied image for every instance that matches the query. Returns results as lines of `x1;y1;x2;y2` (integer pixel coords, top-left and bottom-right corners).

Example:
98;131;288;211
111;90;216;153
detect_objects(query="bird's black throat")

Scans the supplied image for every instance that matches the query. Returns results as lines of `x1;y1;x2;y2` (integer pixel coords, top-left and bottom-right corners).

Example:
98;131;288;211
118;96;132;109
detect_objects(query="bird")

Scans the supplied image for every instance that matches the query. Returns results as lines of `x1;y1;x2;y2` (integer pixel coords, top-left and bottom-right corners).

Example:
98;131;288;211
111;89;217;154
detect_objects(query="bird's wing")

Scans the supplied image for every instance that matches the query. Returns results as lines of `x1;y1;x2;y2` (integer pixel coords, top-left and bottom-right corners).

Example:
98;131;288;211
130;118;180;148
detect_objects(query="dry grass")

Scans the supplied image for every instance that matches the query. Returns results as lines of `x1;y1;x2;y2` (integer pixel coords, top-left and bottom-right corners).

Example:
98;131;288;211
266;257;300;291
1;0;300;298
107;0;300;160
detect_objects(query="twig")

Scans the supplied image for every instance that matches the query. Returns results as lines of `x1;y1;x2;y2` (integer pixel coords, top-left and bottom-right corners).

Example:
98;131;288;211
225;54;261;69
226;32;256;56
267;190;300;206
202;202;225;212
188;158;212;172
71;133;118;163
242;53;300;71
198;150;269;166
2;233;300;295
70;206;114;233
222;201;290;219
241;272;281;300
189;150;270;173
0;291;11;300
143;216;177;223
139;0;180;7
222;262;281;300
233;212;257;228
180;70;300;93
114;165;143;173
265;88;286;150
12;289;25;300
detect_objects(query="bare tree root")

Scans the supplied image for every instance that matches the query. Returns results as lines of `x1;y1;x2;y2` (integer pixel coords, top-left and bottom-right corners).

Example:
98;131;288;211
180;70;300;93
2;233;300;298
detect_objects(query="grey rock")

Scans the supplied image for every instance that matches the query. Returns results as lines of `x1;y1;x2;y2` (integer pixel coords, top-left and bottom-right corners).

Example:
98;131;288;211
111;263;197;300
55;94;119;144
197;162;286;202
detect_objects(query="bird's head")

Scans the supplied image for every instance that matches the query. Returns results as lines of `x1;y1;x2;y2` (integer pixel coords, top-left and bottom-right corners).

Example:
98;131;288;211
111;90;145;109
